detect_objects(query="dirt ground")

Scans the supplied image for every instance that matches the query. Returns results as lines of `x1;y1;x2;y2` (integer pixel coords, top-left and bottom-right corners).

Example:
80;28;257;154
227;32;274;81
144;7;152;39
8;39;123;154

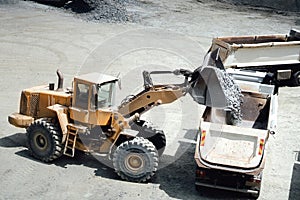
1;1;300;200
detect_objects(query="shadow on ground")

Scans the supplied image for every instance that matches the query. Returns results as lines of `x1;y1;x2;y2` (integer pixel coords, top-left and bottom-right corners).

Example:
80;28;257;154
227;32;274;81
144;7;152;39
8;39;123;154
1;130;250;199
0;132;27;148
0;132;118;180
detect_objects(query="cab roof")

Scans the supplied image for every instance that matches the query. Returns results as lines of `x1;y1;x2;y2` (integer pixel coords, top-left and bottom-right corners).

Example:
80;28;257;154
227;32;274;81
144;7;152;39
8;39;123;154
75;73;118;85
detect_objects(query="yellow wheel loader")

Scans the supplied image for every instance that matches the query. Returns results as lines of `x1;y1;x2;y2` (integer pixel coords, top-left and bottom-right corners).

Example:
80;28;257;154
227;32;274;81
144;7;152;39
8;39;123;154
8;50;241;182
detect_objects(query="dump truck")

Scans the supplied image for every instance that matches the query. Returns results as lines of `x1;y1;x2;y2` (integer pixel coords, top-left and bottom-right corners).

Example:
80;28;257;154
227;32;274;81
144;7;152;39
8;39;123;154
8;50;239;182
194;29;300;198
209;29;300;86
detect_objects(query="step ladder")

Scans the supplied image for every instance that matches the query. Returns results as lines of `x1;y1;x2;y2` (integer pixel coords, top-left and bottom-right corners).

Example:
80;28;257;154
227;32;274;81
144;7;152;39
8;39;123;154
63;125;79;157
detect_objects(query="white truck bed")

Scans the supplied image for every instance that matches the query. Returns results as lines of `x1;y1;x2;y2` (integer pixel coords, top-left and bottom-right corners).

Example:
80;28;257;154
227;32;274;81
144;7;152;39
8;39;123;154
195;80;276;173
199;120;268;168
210;30;300;69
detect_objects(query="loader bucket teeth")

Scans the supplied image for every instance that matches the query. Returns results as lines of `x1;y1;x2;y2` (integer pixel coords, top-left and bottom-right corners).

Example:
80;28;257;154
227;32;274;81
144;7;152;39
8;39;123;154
206;48;225;70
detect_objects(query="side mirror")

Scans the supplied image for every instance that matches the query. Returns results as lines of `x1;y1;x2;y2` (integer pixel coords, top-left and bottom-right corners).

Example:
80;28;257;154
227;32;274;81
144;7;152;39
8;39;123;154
117;73;122;90
92;84;98;109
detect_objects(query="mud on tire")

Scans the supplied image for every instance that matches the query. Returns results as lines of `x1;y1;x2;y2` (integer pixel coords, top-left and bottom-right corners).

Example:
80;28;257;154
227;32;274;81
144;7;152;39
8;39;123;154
26;118;63;162
131;120;166;156
113;137;158;182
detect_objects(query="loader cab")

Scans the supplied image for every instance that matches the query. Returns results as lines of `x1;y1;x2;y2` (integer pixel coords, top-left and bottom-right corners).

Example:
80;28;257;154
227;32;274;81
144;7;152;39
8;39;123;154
70;73;118;125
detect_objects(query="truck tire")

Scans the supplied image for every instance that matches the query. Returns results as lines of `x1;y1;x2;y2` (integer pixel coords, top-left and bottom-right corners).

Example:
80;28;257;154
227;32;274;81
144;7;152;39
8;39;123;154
292;71;300;86
131;120;166;156
251;191;260;199
250;173;263;199
26;118;63;162
113;137;158;182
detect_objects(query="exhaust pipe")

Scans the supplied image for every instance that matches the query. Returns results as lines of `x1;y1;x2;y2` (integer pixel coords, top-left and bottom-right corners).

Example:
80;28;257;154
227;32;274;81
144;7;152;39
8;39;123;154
56;69;64;91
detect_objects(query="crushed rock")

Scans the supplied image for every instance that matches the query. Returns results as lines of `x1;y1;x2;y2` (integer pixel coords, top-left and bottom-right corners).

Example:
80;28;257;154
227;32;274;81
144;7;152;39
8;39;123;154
215;69;243;125
30;0;144;23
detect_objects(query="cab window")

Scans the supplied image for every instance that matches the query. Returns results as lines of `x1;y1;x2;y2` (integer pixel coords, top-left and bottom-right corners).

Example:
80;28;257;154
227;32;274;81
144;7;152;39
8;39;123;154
75;83;89;109
97;82;115;108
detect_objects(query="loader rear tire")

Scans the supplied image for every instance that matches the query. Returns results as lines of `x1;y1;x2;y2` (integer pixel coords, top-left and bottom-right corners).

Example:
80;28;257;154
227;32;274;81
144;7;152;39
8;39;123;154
113;137;158;182
132;120;166;156
26;118;63;162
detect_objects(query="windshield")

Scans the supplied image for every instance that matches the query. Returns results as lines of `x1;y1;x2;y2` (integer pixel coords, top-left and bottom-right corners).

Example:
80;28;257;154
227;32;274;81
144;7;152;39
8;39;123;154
97;82;116;108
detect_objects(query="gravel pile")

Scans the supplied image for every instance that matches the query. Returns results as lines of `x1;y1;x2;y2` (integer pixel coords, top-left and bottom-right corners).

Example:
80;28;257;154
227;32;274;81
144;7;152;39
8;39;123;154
31;0;141;22
0;0;19;3
66;0;140;22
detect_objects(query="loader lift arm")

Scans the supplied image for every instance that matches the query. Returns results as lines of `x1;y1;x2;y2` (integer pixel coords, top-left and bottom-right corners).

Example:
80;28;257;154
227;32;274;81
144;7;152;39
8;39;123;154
118;69;192;117
118;49;243;125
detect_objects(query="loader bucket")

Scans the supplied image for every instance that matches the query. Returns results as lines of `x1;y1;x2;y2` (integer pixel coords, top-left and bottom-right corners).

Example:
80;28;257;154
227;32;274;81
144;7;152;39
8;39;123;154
189;49;243;124
189;66;236;108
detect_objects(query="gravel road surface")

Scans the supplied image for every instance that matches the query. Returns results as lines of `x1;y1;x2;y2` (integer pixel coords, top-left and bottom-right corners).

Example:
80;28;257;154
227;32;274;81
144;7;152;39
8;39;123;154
0;1;300;200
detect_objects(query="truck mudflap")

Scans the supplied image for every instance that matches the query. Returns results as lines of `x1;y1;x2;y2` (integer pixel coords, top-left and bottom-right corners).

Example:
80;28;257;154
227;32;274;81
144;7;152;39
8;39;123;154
195;181;259;195
195;167;262;196
195;181;260;195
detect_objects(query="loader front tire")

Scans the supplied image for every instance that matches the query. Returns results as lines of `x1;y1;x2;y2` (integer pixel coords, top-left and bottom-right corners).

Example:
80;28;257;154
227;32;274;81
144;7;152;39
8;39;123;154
113;137;158;182
26;118;63;162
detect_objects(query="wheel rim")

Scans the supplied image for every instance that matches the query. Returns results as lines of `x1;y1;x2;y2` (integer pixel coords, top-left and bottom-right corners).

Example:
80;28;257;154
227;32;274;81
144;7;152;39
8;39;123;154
124;153;145;173
33;133;48;151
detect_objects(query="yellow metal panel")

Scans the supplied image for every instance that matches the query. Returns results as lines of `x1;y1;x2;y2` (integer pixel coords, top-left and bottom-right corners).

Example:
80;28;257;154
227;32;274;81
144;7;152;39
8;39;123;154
118;86;185;116
47;104;69;142
95;110;112;125
69;107;89;123
8;113;34;128
21;85;71;119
